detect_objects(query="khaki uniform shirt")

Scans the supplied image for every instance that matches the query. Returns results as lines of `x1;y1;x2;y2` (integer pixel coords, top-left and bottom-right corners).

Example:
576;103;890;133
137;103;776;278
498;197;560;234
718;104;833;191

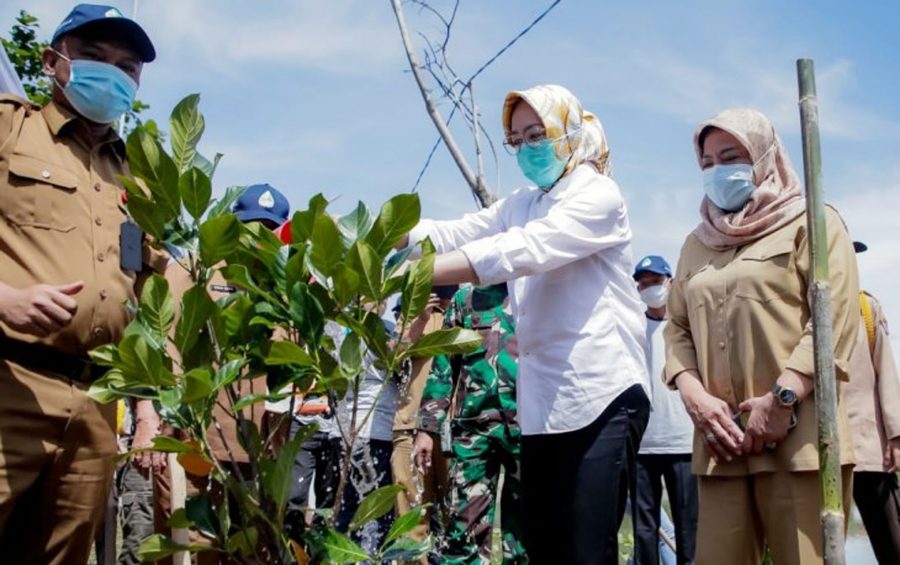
843;293;900;472
166;264;266;464
665;206;859;475
0;96;166;356
393;314;445;432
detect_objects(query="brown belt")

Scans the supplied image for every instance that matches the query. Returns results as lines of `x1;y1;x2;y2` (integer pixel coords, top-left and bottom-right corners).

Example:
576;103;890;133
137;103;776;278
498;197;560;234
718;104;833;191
0;335;105;383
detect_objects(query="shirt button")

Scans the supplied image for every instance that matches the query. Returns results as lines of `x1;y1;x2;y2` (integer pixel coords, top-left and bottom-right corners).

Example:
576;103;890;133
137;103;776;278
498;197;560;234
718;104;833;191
92;327;104;338
97;252;105;262
95;217;103;226
718;342;726;350
41;169;50;179
94;182;102;192
100;289;108;299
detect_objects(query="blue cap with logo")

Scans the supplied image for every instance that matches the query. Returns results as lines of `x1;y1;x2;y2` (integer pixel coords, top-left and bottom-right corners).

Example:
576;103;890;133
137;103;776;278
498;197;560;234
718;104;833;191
633;255;672;280
233;184;290;226
53;4;156;62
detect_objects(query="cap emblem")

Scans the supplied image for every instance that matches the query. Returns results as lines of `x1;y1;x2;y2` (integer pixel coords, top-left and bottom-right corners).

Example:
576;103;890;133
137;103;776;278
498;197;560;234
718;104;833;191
258;190;276;209
105;8;123;18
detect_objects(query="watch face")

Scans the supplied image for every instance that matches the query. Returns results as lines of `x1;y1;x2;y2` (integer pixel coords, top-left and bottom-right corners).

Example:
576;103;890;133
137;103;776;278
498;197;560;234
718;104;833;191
779;388;798;406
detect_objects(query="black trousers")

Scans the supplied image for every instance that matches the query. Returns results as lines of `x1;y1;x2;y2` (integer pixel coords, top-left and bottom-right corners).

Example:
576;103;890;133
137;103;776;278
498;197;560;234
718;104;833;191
521;384;650;565
633;453;698;565
285;424;339;541
853;471;900;565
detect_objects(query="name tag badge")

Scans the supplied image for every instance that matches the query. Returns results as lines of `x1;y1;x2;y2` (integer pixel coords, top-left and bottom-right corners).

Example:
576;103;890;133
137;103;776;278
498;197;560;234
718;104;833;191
210;284;237;294
119;220;144;272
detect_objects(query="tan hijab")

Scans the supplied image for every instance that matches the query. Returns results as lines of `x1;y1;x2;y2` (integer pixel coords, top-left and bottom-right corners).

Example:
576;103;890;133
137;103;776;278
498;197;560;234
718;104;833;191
692;108;806;250
502;84;611;177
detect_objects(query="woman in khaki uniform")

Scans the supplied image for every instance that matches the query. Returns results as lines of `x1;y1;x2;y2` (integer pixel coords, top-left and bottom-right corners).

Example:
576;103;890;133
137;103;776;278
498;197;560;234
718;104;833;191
664;108;859;565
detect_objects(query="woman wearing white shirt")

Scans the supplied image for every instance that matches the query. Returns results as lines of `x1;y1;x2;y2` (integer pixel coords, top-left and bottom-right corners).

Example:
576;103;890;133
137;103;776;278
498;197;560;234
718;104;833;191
402;84;650;564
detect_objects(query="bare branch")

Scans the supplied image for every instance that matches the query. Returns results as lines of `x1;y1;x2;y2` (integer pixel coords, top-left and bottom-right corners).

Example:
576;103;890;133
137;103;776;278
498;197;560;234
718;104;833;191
391;0;496;208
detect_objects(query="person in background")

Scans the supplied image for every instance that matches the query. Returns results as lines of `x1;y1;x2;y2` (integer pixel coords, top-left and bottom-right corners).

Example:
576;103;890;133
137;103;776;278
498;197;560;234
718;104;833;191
0;5;167;563
844;241;900;565
398;84;650;564
328;307;400;555
414;283;526;564
631;255;697;565
665;108;859;564
147;184;291;565
391;285;457;562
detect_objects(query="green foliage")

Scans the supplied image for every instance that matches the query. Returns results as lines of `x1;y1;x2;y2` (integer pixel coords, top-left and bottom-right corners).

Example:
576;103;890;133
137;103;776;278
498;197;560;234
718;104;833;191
95;94;481;563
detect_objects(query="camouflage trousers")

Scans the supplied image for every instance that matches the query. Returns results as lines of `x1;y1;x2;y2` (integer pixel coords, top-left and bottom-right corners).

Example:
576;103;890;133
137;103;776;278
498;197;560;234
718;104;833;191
443;421;527;564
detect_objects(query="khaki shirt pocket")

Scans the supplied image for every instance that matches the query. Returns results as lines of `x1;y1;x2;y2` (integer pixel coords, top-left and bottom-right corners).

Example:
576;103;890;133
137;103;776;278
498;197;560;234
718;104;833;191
4;153;79;232
734;238;798;304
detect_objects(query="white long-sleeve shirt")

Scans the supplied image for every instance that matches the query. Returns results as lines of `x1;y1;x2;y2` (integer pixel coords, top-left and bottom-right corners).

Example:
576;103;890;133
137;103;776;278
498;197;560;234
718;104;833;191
408;164;649;435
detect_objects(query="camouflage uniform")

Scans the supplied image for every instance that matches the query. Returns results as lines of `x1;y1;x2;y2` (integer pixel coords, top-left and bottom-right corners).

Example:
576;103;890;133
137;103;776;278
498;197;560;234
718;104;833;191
418;284;526;564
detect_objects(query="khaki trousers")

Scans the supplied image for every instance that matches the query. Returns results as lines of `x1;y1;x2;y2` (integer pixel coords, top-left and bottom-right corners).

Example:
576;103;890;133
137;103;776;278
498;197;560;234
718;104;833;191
0;359;117;565
391;431;449;545
696;467;853;565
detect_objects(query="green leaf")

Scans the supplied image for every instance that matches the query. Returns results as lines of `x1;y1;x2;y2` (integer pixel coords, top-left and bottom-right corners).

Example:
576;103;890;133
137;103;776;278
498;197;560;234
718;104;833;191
339;331;364;378
127;193;166;240
169;93;205;174
350;484;404;531
366;193;421;256
290;284;325;347
291;194;329;243
206;186;245;220
138;274;174;343
117;334;175;386
383;506;428;546
332;264;361;305
199;214;240;264
137;534;213;561
380;536;431;561
174;284;216;353
87;369;126;404
260;431;305;516
309;214;344;277
166;508;193;529
89;343;118;367
192;151;223;179
179;167;212;220
266;341;314;367
186;493;219;539
321;530;371;564
126;128;180;221
182;367;214;403
226;527;258;557
212;359;247;390
404;328;482;358
400;240;435;322
337;201;374;245
347;241;383;301
150;436;196;453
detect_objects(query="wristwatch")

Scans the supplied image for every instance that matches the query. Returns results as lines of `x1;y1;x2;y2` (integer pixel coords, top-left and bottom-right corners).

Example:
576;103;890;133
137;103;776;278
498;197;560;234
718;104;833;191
772;383;799;408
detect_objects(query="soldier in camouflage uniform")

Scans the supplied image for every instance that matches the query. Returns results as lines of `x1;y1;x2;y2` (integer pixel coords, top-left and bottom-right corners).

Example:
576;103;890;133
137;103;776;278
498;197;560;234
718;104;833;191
415;283;526;564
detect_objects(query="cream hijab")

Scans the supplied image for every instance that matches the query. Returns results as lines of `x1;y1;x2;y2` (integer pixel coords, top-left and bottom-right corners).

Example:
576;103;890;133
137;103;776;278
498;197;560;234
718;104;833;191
502;84;611;178
693;108;806;250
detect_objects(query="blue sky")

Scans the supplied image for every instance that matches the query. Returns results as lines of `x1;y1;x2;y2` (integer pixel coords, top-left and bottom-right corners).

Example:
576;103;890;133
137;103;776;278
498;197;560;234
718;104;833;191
5;1;900;357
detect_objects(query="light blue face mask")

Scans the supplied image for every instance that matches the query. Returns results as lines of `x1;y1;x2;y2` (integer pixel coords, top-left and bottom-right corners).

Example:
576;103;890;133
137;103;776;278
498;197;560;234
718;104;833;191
702;163;755;212
517;139;568;190
54;52;137;124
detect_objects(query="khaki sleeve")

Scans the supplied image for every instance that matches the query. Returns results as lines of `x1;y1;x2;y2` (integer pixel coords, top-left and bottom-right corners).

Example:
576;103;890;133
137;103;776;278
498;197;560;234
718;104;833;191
786;206;860;381
0;97;30;155
664;242;700;387
143;240;170;273
872;298;900;438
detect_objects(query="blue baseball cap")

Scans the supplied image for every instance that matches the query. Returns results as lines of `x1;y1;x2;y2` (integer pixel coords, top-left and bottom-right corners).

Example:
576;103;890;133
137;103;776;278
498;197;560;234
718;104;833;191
853;241;868;253
633;255;672;280
53;4;156;62
233;184;290;226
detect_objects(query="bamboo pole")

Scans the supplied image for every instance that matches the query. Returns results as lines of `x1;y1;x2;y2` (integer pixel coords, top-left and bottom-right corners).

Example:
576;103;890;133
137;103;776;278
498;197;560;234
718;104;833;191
796;58;846;565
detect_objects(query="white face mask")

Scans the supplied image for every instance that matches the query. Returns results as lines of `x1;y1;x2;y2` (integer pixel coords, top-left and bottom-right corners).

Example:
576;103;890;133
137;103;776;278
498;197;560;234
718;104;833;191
639;284;669;309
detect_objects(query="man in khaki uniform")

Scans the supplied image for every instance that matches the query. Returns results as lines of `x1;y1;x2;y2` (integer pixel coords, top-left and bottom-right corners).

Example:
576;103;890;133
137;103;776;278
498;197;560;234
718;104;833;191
844;242;900;564
0;4;164;563
391;286;456;552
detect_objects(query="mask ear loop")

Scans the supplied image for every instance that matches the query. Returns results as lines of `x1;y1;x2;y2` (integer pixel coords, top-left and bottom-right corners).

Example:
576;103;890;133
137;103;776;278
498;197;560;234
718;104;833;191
749;140;777;185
